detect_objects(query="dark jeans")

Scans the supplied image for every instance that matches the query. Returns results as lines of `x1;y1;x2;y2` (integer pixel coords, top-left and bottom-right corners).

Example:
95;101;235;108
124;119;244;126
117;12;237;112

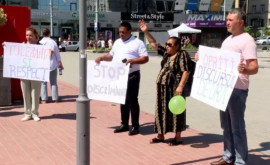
220;88;248;165
120;71;140;129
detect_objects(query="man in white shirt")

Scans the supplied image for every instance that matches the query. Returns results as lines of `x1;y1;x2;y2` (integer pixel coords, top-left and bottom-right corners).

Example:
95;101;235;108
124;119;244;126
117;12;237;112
39;28;64;103
95;22;149;136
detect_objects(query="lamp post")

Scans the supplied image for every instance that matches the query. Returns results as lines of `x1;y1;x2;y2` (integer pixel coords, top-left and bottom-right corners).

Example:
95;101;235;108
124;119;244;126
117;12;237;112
223;0;226;21
95;0;99;41
76;0;89;164
49;0;53;36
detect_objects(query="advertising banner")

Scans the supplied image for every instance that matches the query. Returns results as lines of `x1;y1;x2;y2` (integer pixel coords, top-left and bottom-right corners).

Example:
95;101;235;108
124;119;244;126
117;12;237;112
187;0;199;11
3;42;51;82
198;0;211;11
210;0;222;11
87;60;130;104
174;0;186;11
191;45;240;111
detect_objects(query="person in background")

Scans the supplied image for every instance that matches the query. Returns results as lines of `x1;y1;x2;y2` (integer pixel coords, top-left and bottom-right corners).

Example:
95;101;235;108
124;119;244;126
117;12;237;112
139;19;191;145
39;28;64;103
95;21;149;136
100;38;105;49
196;8;258;165
108;38;113;49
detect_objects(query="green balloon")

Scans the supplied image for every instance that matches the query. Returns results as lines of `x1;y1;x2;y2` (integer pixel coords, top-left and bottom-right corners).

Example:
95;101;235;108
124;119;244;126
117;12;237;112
169;95;186;115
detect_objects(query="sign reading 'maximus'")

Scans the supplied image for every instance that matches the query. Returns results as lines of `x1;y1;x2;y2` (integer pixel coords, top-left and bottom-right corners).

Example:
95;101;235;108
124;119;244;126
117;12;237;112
187;14;224;21
121;13;173;21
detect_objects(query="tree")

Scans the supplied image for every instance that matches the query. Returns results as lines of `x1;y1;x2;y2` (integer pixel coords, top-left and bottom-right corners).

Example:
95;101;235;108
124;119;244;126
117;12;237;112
244;26;252;34
0;8;7;26
256;31;261;38
262;26;270;36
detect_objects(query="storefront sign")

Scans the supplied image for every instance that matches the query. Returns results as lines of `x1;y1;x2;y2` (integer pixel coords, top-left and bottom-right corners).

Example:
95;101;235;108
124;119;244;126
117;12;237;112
31;9;118;20
185;21;226;27
191;45;240;111
87;13;105;18
187;14;224;21
121;13;173;21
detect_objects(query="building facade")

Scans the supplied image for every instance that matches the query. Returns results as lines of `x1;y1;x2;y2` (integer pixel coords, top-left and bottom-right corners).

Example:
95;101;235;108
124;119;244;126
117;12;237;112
247;0;270;28
1;0;261;47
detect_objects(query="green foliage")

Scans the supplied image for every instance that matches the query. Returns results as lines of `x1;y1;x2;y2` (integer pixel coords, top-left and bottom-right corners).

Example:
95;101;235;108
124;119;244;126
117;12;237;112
250;32;254;37
0;8;7;26
244;26;252;33
256;31;261;38
73;33;79;40
262;26;270;36
182;43;197;50
146;44;153;51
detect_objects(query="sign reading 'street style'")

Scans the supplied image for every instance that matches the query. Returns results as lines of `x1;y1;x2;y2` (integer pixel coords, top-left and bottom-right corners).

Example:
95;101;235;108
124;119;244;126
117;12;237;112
121;13;173;21
3;42;51;81
87;60;130;104
191;45;241;111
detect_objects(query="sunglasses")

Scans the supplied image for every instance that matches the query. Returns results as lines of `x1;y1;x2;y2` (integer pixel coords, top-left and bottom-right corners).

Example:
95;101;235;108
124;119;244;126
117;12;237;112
165;42;174;47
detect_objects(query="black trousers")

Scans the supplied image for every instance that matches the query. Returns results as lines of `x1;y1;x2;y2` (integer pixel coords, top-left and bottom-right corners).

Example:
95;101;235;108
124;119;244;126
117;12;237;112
120;71;140;129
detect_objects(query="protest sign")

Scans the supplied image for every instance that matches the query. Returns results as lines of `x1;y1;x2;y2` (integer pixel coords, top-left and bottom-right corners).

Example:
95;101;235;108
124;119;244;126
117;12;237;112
87;60;130;104
3;42;51;81
191;45;241;111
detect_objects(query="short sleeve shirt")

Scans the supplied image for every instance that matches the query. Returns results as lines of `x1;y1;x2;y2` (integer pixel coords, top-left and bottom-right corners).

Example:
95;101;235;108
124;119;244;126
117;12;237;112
221;33;257;89
109;35;148;73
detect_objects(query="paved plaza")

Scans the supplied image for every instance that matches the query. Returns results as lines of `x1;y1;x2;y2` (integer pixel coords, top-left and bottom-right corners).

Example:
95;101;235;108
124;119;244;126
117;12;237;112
0;51;269;164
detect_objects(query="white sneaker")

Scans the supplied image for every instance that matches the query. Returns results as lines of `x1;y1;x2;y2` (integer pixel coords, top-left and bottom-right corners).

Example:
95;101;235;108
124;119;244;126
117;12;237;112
32;115;40;121
21;116;31;121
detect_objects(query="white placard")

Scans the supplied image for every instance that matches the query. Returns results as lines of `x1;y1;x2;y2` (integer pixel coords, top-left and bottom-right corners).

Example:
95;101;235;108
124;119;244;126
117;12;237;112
87;60;130;104
191;45;240;111
3;42;51;81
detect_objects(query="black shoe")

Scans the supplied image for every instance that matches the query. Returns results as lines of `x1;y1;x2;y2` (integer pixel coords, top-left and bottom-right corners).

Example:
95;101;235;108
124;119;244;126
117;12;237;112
128;127;139;136
114;125;129;133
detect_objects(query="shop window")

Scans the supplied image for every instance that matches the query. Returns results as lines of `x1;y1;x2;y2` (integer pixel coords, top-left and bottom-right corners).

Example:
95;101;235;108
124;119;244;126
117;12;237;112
31;22;39;26
167;0;174;12
252;5;256;13
41;22;50;26
156;0;166;12
261;4;265;13
70;2;77;11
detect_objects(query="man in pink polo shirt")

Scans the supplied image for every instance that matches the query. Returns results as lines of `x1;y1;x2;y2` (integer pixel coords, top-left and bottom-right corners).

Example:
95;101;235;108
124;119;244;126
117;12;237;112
210;8;258;165
196;8;259;165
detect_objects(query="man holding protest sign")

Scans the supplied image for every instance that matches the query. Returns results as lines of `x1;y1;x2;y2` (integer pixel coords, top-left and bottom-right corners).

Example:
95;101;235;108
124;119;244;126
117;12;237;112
39;28;64;104
95;22;149;136
196;8;258;165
